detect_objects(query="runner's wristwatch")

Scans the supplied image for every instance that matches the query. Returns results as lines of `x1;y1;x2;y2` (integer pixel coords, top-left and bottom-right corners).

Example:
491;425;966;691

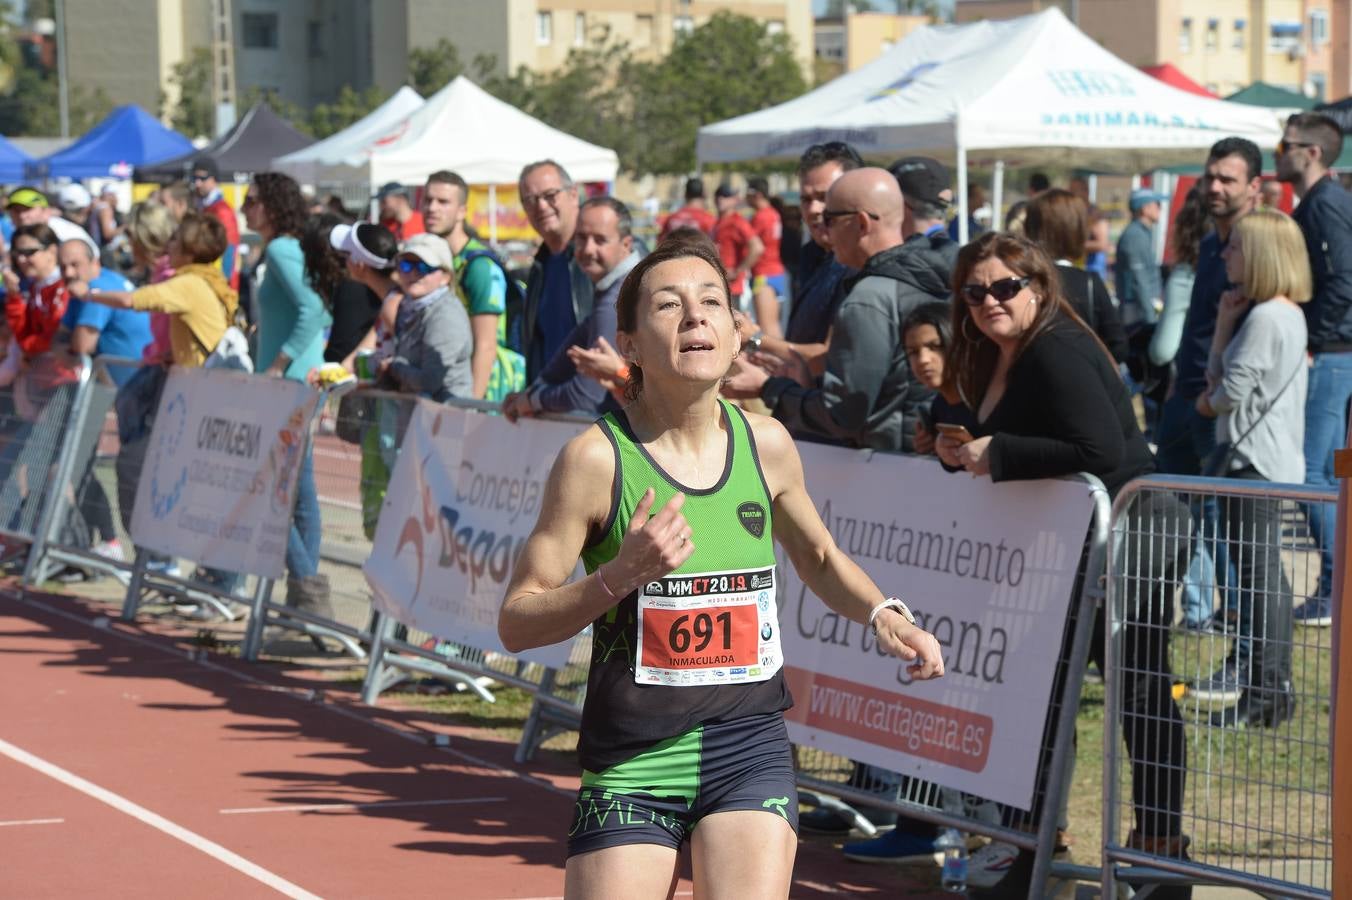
869;597;915;634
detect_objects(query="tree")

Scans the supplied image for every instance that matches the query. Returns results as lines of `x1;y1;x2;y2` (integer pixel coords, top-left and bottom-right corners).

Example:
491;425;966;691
626;13;808;174
309;85;387;138
162;46;213;139
408;38;498;96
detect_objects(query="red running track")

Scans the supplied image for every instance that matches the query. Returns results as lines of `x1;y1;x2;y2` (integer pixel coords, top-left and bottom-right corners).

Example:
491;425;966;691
0;585;944;898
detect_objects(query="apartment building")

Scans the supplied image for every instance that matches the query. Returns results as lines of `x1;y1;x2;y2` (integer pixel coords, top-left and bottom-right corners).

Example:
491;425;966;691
955;0;1349;100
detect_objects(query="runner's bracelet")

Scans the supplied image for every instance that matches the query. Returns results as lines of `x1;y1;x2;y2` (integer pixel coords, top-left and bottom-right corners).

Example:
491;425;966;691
868;597;915;634
595;566;621;602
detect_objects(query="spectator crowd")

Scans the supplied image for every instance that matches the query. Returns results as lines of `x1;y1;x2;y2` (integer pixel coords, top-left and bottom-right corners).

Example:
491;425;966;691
1;110;1348;897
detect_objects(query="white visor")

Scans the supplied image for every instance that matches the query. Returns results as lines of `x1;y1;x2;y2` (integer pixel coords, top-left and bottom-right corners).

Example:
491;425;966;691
330;223;391;269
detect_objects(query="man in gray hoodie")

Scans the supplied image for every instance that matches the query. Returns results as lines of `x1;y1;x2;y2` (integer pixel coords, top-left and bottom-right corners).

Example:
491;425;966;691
725;168;945;452
502;197;641;419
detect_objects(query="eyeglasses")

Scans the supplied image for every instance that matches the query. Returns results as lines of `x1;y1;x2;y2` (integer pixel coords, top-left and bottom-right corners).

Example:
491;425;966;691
821;208;880;226
961;276;1031;306
11;246;45;257
397;257;438;278
521;187;567;209
1276;139;1317;157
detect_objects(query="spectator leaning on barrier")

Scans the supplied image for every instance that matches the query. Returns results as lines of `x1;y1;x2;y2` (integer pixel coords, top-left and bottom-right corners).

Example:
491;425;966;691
519;159;592;382
422;169;526;402
55;239;145;568
659;177;716;239
243;172;333;621
3;224;66;362
1195;209;1309;729
57;239;148;387
1156;137;1262;477
379;233;473;402
936;232;1190;895
1275;111;1352;628
191;157;242;291
1116;189;1164;330
724;168;933;452
502;196;640;422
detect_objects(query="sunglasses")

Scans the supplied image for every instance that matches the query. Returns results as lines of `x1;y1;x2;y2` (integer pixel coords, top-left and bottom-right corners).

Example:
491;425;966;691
1276;139;1317;157
11;246;46;257
961;276;1031;306
397;257;438;278
821;208;880;226
191;173;212;182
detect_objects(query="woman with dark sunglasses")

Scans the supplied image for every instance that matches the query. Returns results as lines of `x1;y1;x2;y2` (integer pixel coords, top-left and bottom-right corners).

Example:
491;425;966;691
935;233;1191;899
3;224;65;364
242;172;334;623
376;233;472;402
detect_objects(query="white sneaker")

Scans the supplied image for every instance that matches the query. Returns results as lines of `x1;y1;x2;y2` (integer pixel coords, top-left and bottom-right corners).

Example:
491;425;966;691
967;840;1020;889
92;539;125;562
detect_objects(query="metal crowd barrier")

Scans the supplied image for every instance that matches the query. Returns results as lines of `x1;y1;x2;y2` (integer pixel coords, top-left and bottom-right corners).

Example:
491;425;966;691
1104;475;1336;900
0;352;92;575
790;473;1112;899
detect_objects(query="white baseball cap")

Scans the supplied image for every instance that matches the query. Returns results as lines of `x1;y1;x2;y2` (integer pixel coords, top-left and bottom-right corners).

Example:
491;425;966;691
57;183;92;211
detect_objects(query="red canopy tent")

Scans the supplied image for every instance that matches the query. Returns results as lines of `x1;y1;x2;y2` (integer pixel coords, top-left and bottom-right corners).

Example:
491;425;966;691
1140;63;1217;98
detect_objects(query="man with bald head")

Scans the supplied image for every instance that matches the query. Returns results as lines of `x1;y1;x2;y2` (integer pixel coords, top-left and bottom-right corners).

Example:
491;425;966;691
725;167;935;450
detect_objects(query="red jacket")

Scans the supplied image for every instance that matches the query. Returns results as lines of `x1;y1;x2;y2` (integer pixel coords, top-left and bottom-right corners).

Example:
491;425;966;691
201;195;241;291
5;275;67;357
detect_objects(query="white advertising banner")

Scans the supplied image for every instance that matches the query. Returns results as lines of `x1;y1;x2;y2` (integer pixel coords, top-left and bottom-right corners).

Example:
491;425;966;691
779;445;1099;810
363;401;584;669
129;367;320;580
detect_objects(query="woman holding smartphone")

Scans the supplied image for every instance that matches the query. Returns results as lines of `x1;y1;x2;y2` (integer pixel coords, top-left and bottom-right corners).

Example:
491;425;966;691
935;233;1190;898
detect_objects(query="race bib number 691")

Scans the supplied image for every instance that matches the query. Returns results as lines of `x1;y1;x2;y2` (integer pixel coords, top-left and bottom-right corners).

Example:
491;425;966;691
635;566;781;687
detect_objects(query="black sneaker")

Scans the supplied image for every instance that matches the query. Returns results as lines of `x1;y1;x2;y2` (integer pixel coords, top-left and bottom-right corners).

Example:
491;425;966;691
1188;658;1245;704
1210;684;1297;729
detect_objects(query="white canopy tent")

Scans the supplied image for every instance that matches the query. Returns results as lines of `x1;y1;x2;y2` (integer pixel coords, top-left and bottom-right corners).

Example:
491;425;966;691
273;86;425;186
367;76;619;186
696;8;1285;241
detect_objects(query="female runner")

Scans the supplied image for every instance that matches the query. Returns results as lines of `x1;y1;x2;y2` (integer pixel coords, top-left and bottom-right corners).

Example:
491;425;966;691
500;237;943;900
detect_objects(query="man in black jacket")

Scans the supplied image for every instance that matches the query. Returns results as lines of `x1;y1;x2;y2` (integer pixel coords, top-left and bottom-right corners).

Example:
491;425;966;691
1277;112;1352;625
519;159;594;381
724;168;945;452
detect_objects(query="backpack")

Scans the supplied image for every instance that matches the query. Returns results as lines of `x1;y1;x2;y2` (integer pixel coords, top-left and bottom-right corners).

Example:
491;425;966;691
458;247;527;356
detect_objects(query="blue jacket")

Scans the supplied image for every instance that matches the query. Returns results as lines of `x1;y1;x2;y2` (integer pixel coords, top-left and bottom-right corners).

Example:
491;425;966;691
1292;174;1352;352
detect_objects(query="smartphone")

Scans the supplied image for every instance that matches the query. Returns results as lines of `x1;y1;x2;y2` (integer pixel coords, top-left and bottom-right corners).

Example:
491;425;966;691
935;423;974;444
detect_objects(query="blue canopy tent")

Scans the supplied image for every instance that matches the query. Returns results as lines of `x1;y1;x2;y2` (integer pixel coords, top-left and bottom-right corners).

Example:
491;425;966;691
25;105;193;180
0;135;32;183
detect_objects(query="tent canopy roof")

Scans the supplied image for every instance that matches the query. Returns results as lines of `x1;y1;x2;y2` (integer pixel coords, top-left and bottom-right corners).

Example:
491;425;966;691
697;8;1283;172
272;86;425;182
0;135;32;183
135;104;313;184
1315;95;1352;132
27;105;193;180
1141;63;1216;98
1226;82;1315;111
368;76;619;185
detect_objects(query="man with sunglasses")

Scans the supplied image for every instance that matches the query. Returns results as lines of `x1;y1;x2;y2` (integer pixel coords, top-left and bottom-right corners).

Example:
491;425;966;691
725;168;932;452
1276;112;1352;627
519;159;592;382
190;158;241;291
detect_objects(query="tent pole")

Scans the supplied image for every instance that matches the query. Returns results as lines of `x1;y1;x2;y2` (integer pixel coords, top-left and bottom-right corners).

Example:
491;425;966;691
956;144;969;245
489;184;498;247
991;159;1005;235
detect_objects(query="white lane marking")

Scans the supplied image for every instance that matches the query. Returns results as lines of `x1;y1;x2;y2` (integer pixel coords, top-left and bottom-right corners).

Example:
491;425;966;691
221;796;506;815
0;737;321;900
0;817;65;827
5;588;575;801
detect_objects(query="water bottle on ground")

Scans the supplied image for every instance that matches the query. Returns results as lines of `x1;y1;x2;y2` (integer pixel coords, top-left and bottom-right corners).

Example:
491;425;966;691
936;828;968;893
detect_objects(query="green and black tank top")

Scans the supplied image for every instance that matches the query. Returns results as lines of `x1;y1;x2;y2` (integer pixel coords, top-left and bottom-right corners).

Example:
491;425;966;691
578;399;791;772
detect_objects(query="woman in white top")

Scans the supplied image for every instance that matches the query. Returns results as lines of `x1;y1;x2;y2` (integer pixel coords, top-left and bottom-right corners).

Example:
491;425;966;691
1196;209;1310;729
